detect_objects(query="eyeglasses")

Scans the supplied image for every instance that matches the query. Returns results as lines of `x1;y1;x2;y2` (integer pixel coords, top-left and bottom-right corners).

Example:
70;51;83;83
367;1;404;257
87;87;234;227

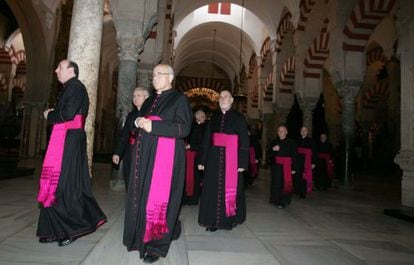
152;72;171;79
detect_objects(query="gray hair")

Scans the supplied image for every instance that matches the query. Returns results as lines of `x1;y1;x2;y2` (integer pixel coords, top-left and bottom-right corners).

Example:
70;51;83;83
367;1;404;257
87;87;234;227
134;87;149;98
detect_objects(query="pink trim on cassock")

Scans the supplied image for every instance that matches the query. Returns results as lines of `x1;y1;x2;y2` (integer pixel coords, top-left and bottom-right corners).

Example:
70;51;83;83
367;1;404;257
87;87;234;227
128;131;136;145
143;116;176;243
249;147;258;177
297;147;313;193
318;153;334;179
212;133;238;217
37;115;85;207
275;156;293;194
185;150;197;196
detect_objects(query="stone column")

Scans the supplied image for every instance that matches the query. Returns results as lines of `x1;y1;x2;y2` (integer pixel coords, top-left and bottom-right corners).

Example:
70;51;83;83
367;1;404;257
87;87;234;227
67;0;105;175
394;0;414;207
300;97;318;134
261;113;274;165
337;80;361;186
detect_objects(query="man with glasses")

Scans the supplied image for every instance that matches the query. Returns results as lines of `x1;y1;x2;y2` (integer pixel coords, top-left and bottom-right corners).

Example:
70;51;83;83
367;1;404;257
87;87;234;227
123;64;192;263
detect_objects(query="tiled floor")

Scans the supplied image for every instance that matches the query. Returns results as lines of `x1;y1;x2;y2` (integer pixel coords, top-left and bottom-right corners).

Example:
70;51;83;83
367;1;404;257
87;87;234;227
0;159;413;265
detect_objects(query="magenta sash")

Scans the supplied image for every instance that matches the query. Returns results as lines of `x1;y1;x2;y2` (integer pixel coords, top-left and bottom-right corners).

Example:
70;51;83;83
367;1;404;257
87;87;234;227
143;116;176;243
297;147;313;193
128;131;136;145
318;153;334;179
185;150;197;196
212;133;238;217
275;156;293;193
37;115;85;207
249;147;258;177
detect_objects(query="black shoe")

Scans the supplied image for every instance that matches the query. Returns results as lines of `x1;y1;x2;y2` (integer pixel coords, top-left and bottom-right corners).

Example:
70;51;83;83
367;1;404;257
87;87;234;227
143;253;160;264
39;237;56;243
58;237;77;247
205;227;217;232
300;194;306;199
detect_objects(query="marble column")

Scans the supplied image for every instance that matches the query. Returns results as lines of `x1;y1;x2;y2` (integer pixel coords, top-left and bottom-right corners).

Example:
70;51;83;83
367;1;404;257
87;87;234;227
394;1;414;207
300;97;318;134
337;80;361;186
67;0;105;175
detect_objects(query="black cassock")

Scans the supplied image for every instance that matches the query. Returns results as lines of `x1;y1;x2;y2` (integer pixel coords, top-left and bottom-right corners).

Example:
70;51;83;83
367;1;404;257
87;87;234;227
37;77;107;240
123;89;192;258
198;109;249;230
267;137;298;206
244;133;262;186
183;121;207;205
113;107;141;189
315;141;334;190
296;136;317;196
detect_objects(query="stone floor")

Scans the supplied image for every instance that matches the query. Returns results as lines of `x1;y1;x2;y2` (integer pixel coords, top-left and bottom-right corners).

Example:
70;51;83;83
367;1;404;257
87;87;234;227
0;159;414;265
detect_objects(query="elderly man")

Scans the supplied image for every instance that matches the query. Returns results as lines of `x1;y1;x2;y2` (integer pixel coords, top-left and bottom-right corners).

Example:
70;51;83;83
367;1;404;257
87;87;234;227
296;126;317;198
112;87;149;190
123;64;192;263
37;59;106;246
198;89;249;232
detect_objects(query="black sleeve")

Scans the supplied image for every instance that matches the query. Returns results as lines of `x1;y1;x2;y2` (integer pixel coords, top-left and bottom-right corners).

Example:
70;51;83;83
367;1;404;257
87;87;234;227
47;84;84;123
238;115;250;169
113;111;135;157
151;95;193;138
198;120;212;166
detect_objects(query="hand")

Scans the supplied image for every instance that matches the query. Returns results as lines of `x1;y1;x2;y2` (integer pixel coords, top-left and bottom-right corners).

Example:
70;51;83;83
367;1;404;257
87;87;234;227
272;145;280;151
255;159;259;163
136;117;152;133
291;170;296;174
237;168;245;172
198;165;205;170
311;164;315;169
112;154;120;165
186;144;191;149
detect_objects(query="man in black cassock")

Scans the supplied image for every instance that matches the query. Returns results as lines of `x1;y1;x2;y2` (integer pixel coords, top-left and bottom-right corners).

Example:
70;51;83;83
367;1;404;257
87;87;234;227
198;90;249;231
112;87;149;190
183;109;207;205
123;64;192;264
316;133;334;190
37;59;107;247
267;125;298;209
244;126;262;187
296;126;317;198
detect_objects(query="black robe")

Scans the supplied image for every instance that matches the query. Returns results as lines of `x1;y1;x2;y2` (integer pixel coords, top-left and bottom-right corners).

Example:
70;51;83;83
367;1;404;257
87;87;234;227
244;133;262;186
198;109;249;230
37;77;107;241
295;136;317;196
123;89;192;258
315;141;334;190
113;108;141;189
267;137;298;206
182;121;207;205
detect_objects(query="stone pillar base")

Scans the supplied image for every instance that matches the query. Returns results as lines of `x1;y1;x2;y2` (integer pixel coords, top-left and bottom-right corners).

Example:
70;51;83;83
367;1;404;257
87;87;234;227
395;150;414;207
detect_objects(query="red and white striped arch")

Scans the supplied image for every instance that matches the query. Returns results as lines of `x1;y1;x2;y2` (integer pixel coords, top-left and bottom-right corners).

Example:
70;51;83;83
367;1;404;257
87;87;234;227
279;57;295;94
248;53;257;79
15;50;27;75
12;78;26;92
303;18;330;79
363;80;389;109
250;83;259;108
275;12;294;53
0;46;14;65
296;0;316;31
260;37;272;67
177;77;225;92
366;46;387;66
343;0;397;52
263;71;273;102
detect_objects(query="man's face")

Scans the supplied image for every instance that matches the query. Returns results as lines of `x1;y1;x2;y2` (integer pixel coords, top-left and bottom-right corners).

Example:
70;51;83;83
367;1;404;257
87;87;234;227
152;66;172;92
195;111;206;123
133;90;147;108
320;134;327;143
219;91;233;111
277;126;288;139
300;127;308;138
55;60;73;83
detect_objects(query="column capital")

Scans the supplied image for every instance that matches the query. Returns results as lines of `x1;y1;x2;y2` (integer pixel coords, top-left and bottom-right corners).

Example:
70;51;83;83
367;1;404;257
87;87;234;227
298;96;318;111
336;80;362;103
117;33;144;61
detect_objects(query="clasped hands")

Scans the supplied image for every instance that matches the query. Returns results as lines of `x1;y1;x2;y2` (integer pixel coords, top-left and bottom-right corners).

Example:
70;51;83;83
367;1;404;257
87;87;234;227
135;117;152;133
43;108;54;119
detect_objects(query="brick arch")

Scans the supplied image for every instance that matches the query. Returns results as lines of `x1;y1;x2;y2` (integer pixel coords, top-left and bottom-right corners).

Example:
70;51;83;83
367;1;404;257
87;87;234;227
296;0;316;31
260;37;272;67
366;46;387;66
176;77;225;92
363;80;389;109
15;50;26;75
279;57;295;94
303;18;330;79
343;0;397;52
12;78;26;92
248;53;257;79
0;46;14;65
250;83;259;108
263;71;273;102
275;12;294;52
